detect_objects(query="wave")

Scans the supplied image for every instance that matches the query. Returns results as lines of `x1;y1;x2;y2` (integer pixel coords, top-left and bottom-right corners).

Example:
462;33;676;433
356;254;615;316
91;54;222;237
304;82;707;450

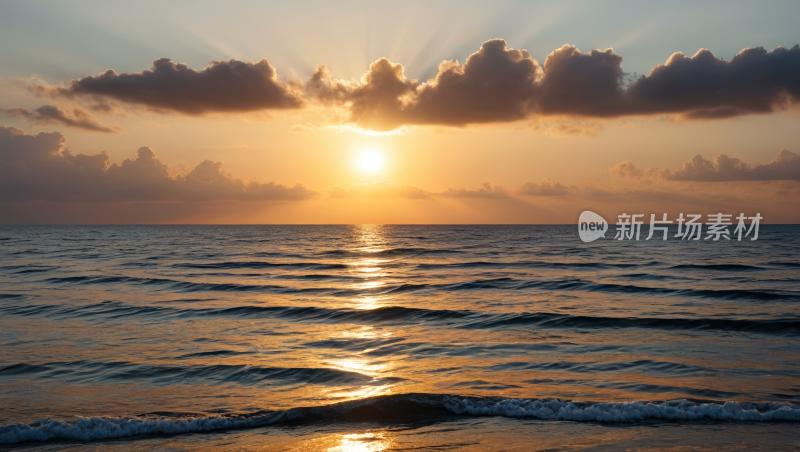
2;393;799;444
174;261;349;270
489;359;718;376
319;247;464;257
770;262;800;268
509;279;797;301
43;275;309;294
0;360;399;387
0;265;60;276
39;273;798;301
526;378;744;399
670;264;766;271
415;260;659;270
2;300;797;335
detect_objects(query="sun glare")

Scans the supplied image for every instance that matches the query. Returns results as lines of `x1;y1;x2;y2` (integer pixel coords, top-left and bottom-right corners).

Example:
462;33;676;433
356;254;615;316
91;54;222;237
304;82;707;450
358;150;383;172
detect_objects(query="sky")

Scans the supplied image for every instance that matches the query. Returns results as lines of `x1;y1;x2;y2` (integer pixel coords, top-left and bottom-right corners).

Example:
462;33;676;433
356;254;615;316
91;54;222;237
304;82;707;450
1;0;799;224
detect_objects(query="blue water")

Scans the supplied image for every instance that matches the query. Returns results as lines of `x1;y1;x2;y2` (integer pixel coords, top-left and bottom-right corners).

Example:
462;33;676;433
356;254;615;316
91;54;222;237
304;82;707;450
1;225;799;448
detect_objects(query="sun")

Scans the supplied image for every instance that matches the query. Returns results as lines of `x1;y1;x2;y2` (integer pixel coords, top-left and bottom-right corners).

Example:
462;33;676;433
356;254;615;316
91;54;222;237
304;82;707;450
358;150;383;172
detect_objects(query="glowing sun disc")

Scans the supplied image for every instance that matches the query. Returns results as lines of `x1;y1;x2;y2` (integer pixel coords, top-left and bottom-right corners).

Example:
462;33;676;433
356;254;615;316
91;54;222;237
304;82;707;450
358;150;383;172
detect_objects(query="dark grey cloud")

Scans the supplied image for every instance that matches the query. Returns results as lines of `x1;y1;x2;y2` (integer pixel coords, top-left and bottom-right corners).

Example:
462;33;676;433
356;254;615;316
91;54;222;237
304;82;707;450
534;45;626;116
0;126;316;202
626;46;800;118
5;105;120;133
28;41;800;130
31;58;302;115
310;40;800;130
306;59;419;131
307;39;540;130
407;40;539;126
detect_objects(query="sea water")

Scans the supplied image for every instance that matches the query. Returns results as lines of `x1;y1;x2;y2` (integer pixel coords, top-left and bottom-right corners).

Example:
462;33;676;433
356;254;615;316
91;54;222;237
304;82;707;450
1;225;798;449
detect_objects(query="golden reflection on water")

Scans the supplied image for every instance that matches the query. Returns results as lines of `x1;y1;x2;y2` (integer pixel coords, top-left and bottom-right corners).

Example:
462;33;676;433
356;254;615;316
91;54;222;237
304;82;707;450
354;224;387;252
355;296;382;309
323;350;396;401
276;432;391;452
331;358;389;376
324;384;393;400
336;326;392;339
354;280;386;290
337;326;391;339
350;225;391;308
327;433;390;452
354;266;383;273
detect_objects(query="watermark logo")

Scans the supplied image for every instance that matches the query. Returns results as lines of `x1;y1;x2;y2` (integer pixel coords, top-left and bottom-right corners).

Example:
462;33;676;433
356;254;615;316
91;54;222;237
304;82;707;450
578;211;762;242
578;211;608;242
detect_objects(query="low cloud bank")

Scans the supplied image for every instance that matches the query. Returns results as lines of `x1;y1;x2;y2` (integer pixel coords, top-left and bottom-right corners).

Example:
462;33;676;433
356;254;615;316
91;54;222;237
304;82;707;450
516;178;575;196
0;126;316;202
440;182;512;199
610;149;800;181
330;182;430;199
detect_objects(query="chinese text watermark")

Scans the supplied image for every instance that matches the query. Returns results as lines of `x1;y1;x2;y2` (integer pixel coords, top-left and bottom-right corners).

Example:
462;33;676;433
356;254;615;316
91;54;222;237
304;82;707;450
579;211;762;243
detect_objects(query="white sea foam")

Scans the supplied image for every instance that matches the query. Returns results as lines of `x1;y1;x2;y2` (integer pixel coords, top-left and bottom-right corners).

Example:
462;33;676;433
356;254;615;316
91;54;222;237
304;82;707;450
2;398;799;445
0;415;264;444
444;398;800;422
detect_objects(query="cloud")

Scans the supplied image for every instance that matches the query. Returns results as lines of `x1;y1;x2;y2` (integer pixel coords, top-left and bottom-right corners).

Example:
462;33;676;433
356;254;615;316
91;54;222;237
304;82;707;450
307;39;539;131
177;160;314;201
28;41;800;130
610;150;800;182
31;58;302;115
329;181;431;199
5;105;120;133
534;45;626;116
406;40;540;126
516;177;574;196
310;40;800;130
626;47;800;118
305;59;418;131
440;182;512;199
666;149;800;181
608;161;643;178
0;126;316;202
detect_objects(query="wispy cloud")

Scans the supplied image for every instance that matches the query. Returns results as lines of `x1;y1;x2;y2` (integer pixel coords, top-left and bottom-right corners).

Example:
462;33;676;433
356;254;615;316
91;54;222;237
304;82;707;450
5;105;121;133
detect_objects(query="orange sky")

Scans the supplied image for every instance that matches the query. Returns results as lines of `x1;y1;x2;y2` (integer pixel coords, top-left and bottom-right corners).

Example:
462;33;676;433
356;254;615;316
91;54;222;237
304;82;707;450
1;1;799;223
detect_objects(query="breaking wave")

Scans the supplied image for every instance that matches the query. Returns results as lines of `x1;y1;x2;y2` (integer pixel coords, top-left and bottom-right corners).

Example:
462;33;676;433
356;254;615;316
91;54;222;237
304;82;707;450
2;393;799;444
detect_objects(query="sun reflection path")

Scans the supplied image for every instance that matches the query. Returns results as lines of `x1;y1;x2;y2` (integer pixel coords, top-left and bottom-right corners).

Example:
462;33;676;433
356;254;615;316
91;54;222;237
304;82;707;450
332;358;389;376
328;432;391;452
348;225;394;309
321;225;400;403
324;355;396;400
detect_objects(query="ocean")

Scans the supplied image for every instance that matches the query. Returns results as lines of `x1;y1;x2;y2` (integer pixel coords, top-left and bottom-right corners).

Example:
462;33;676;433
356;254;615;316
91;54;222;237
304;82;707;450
1;225;799;450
